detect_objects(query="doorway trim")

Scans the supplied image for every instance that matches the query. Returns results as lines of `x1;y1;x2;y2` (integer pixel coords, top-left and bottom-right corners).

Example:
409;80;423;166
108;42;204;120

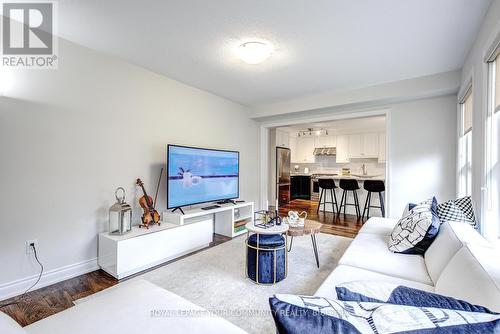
259;108;392;216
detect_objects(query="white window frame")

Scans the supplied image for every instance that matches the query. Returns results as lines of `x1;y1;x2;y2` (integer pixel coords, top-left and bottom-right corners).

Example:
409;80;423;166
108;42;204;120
457;85;473;197
484;36;500;240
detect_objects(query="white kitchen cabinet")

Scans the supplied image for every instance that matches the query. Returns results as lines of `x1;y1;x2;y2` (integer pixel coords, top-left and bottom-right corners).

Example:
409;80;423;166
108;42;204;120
327;135;337;147
314;135;328;148
348;134;363;158
289;136;298;163
336;135;350;163
363;133;379;157
348;133;379;158
378;132;386;163
296;137;315;163
276;129;290;148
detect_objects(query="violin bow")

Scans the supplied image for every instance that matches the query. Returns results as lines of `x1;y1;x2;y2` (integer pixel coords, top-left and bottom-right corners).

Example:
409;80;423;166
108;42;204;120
153;167;163;208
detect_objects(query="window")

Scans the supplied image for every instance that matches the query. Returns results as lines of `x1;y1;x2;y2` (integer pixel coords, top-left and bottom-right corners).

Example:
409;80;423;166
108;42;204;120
484;38;500;239
458;87;473;197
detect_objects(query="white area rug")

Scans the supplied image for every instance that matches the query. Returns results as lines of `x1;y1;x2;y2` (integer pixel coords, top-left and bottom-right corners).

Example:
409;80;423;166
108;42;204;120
79;233;351;334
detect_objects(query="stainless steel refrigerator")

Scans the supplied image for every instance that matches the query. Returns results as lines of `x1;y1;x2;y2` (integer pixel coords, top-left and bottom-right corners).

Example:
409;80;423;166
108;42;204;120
276;147;291;205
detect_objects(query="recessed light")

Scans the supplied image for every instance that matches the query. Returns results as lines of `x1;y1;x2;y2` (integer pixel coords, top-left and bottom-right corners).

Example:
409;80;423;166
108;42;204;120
238;41;273;64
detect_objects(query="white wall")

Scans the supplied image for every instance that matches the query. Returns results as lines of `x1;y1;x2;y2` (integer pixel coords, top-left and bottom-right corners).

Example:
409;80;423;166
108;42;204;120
389;96;457;216
459;0;500;239
0;39;259;299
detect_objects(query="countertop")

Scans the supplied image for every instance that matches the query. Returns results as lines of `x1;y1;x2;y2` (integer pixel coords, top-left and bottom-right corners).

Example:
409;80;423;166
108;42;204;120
291;173;384;181
318;175;385;181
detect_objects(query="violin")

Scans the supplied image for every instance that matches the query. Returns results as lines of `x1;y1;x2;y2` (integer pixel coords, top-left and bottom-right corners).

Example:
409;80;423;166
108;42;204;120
136;178;161;228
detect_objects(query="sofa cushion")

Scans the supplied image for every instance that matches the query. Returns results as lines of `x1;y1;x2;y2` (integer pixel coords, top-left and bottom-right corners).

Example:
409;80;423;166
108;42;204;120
269;294;500;334
0;312;26;334
435;244;500;313
388;197;441;255
338;233;433;285
314;265;434;300
335;281;492;313
358;217;398;235
424;222;490;283
25;279;247;334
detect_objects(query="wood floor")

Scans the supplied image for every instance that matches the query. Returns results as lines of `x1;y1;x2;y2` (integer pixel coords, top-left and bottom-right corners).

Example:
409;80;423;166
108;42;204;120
277;199;366;238
1;201;363;327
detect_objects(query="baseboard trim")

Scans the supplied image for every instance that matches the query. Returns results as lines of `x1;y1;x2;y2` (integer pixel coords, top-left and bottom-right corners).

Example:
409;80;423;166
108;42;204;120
0;258;99;301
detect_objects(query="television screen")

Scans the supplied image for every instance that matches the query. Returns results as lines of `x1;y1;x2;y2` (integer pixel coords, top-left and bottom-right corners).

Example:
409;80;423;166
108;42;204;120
167;145;239;208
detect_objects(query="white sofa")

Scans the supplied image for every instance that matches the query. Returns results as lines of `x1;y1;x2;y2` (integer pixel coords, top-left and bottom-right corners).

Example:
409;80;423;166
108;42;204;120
0;279;247;334
315;217;500;313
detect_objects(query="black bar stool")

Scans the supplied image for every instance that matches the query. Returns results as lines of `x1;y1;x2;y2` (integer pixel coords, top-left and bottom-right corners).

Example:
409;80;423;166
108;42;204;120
316;179;339;214
362;180;385;219
338;179;361;219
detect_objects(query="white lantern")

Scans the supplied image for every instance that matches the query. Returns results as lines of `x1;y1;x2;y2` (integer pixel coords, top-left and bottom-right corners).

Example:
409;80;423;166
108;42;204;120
109;187;132;235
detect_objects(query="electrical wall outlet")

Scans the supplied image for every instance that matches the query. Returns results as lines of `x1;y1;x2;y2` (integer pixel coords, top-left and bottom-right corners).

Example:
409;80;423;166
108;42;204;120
26;240;38;254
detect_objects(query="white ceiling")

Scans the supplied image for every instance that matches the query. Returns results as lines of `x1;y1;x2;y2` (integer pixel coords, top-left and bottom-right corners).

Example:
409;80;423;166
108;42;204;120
58;0;491;106
278;116;386;134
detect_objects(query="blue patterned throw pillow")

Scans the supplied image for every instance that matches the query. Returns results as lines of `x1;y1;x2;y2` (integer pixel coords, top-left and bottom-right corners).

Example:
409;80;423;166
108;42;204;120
335;281;492;313
388;197;440;254
269;294;500;334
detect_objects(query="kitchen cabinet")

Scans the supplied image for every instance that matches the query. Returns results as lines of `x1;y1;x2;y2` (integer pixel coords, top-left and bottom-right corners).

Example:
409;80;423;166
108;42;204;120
289;137;298;163
363;133;379;157
296;137;315;163
348;134;363;158
314;135;336;148
276;129;289;148
291;175;311;200
348;133;379;158
378;132;386;163
336;135;350;163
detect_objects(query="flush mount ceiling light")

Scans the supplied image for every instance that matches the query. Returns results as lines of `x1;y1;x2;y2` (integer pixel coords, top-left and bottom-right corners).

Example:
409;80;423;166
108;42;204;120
238;41;273;64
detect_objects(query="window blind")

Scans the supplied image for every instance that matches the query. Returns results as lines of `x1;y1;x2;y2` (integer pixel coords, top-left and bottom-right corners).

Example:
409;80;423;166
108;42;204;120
462;89;473;134
495;58;500;113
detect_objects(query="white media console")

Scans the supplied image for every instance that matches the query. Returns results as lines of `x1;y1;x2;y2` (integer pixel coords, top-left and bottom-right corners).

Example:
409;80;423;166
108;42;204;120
98;201;254;279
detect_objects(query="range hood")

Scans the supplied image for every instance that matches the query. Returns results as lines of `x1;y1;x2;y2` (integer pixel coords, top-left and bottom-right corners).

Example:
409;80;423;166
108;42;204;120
313;147;337;156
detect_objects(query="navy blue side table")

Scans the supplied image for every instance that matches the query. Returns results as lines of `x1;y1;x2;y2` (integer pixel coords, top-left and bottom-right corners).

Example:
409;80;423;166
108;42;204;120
245;223;289;285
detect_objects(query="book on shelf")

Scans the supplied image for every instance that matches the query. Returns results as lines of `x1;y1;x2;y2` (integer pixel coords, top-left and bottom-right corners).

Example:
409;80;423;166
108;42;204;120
234;225;246;233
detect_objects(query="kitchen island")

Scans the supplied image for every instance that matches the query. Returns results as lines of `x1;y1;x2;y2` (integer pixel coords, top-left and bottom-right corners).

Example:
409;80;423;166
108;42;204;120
316;174;386;217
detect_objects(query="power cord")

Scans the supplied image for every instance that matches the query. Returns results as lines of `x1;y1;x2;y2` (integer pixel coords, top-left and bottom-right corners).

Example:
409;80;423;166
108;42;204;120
0;243;44;309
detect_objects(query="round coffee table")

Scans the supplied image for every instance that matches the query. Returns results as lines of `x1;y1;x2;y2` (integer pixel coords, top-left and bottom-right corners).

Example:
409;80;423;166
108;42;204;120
286;220;322;268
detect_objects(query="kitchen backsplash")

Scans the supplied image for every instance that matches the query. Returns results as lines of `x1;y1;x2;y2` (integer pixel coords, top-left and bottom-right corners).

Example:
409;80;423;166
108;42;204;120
292;156;385;175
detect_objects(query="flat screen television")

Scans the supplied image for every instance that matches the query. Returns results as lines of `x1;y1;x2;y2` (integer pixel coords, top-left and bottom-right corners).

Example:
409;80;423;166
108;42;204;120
167;145;239;209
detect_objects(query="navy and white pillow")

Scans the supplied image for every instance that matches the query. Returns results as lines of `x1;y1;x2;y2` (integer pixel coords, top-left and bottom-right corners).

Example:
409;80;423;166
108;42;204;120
388;197;441;254
438;196;476;227
335;281;492;313
269;294;500;334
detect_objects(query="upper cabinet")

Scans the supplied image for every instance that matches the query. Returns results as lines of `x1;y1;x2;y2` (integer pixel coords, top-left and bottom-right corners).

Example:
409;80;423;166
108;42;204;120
348;132;379;158
363;132;379;157
289;137;298;163
295;137;315;163
276;129;290;148
314;134;336;148
378;132;386;163
336;135;350;163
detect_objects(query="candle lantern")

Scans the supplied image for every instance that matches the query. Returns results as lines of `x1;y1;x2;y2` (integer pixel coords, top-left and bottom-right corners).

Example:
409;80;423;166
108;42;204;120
109;187;132;235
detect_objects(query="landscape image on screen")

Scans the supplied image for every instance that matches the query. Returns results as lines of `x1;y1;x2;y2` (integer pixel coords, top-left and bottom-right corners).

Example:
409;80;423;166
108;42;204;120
167;145;239;208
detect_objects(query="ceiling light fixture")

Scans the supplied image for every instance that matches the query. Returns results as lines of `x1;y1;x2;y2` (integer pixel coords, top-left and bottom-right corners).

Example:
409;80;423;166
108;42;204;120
238;41;273;64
